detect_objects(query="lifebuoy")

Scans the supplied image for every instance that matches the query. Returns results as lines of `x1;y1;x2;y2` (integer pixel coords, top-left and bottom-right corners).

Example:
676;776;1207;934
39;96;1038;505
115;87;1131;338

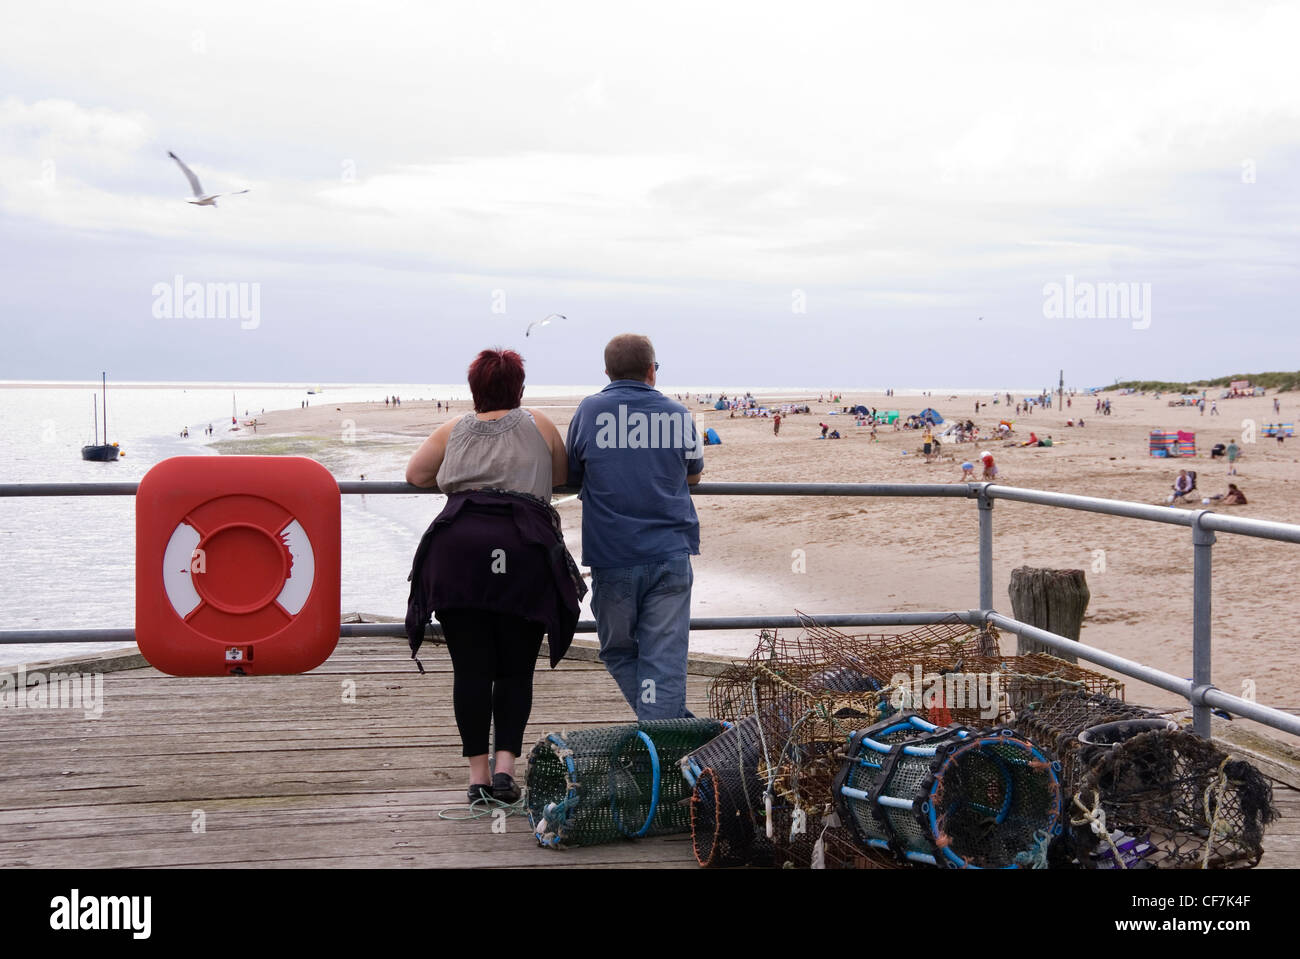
136;456;341;675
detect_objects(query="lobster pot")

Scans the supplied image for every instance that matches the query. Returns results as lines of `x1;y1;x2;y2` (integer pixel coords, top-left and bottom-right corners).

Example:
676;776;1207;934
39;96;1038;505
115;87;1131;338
765;738;874;869
1071;721;1276;870
1012;692;1157;867
1014;692;1154;799
682;715;773;867
834;713;1062;869
527;719;724;849
690;767;773;868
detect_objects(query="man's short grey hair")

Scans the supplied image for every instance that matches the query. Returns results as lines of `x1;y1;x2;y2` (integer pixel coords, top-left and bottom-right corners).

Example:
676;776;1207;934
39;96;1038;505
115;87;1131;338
604;334;656;381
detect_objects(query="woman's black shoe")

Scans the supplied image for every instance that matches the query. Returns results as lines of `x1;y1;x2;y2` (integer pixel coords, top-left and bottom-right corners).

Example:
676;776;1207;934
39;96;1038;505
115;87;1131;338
491;773;521;803
467;783;493;804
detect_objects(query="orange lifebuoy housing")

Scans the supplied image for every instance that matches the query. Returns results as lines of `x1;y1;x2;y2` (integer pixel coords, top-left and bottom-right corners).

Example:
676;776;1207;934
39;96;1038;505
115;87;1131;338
136;456;341;675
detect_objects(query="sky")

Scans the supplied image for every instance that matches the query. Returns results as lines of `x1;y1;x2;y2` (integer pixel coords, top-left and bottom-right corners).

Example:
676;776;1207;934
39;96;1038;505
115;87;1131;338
2;1;1298;390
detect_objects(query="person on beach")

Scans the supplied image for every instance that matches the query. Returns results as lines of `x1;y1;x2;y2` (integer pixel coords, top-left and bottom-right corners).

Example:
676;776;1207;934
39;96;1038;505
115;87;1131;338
980;451;998;481
922;426;934;462
961;461;975;480
1168;469;1196;504
405;348;584;805
1206;483;1247;506
566;334;704;721
1226;440;1240;475
774;412;781;436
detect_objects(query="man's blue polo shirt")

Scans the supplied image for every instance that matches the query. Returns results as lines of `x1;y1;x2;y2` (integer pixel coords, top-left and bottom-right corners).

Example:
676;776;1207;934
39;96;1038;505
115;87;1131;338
566;380;703;569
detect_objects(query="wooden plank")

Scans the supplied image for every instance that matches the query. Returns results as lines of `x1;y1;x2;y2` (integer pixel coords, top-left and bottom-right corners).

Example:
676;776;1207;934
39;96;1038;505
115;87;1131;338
1;633;1292;869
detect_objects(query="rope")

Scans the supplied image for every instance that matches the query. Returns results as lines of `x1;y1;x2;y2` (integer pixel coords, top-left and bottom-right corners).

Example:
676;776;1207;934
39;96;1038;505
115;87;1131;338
1012;829;1052;869
750;679;777;839
1200;756;1232;869
1070;790;1127;869
437;793;527;822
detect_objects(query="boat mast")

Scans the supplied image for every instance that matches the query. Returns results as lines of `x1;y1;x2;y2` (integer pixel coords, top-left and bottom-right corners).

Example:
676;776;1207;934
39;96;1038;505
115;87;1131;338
101;371;108;442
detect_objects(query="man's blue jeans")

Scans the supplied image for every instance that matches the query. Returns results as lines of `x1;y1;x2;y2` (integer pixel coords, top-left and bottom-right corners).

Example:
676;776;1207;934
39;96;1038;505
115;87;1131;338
589;555;694;721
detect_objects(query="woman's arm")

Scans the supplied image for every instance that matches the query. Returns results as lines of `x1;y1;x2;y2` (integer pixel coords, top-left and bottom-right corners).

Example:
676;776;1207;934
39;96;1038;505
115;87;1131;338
527;408;568;488
406;419;457;488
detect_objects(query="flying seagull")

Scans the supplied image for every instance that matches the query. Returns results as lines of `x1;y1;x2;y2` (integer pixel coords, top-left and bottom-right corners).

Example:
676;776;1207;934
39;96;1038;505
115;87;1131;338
168;151;250;206
526;313;565;337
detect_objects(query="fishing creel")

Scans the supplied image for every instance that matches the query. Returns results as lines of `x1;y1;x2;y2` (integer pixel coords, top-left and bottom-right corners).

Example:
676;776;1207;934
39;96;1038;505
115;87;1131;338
527;718;725;849
833;712;1062;868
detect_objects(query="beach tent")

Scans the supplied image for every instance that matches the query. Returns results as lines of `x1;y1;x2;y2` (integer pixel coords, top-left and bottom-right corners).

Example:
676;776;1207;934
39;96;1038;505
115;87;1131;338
704;427;721;445
879;410;899;423
714;399;726;410
851;405;871;416
919;408;944;425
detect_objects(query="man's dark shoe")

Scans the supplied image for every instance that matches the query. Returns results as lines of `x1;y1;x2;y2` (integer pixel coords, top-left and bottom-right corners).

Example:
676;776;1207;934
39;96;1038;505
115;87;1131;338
491;772;521;803
467;783;493;804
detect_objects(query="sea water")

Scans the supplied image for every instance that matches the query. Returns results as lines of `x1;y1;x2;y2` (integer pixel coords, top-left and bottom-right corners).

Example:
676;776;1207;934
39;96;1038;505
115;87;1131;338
0;382;511;667
0;380;1031;668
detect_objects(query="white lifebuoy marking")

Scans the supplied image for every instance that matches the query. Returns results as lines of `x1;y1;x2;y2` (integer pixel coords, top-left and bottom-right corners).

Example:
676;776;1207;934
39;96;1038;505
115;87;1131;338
163;518;315;620
276;520;315;615
163;523;203;617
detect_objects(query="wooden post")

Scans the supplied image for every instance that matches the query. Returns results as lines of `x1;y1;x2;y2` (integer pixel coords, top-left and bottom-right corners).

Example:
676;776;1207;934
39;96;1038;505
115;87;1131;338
1008;566;1090;663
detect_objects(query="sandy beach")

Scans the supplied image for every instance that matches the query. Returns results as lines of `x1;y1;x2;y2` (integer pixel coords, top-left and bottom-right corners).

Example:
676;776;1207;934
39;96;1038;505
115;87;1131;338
221;387;1300;717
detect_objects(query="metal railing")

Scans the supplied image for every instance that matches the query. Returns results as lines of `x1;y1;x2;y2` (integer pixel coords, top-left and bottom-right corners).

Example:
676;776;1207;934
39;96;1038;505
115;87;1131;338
3;479;1299;741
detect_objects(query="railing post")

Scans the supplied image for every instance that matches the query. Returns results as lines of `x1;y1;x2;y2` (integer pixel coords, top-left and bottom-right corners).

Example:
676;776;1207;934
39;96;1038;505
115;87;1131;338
977;485;994;611
1191;510;1216;739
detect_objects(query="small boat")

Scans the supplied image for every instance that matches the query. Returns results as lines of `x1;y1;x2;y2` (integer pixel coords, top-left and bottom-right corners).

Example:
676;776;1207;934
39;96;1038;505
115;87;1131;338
81;372;121;461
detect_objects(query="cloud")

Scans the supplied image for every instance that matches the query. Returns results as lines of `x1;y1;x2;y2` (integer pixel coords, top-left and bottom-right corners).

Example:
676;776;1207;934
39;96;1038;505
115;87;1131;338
2;2;1300;385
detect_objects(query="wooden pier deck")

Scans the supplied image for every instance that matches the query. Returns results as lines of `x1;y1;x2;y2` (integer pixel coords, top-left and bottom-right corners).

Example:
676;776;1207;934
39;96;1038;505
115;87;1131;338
1;636;1297;869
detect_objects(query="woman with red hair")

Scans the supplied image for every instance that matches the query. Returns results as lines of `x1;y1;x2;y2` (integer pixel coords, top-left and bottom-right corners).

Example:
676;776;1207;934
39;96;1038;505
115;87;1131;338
406;348;585;806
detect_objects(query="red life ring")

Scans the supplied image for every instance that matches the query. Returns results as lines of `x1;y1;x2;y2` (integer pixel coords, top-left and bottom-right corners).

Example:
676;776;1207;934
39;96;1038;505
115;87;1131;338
136;456;341;675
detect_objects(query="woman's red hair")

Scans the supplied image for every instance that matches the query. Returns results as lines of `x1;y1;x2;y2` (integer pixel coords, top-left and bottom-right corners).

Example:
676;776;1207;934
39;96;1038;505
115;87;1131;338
467;348;526;412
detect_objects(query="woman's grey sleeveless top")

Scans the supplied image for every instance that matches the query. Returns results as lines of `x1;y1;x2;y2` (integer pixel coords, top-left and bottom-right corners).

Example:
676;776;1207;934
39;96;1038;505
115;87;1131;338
436;408;553;501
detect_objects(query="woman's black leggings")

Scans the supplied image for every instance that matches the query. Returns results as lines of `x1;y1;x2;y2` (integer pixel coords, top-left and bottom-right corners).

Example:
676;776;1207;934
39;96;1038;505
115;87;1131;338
435;608;545;757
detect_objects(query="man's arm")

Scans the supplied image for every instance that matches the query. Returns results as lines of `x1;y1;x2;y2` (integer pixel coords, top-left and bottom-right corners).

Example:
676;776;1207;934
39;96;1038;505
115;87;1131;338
685;412;704;485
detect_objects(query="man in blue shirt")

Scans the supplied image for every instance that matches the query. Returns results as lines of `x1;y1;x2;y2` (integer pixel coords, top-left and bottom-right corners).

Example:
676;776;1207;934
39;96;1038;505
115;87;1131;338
567;334;703;720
